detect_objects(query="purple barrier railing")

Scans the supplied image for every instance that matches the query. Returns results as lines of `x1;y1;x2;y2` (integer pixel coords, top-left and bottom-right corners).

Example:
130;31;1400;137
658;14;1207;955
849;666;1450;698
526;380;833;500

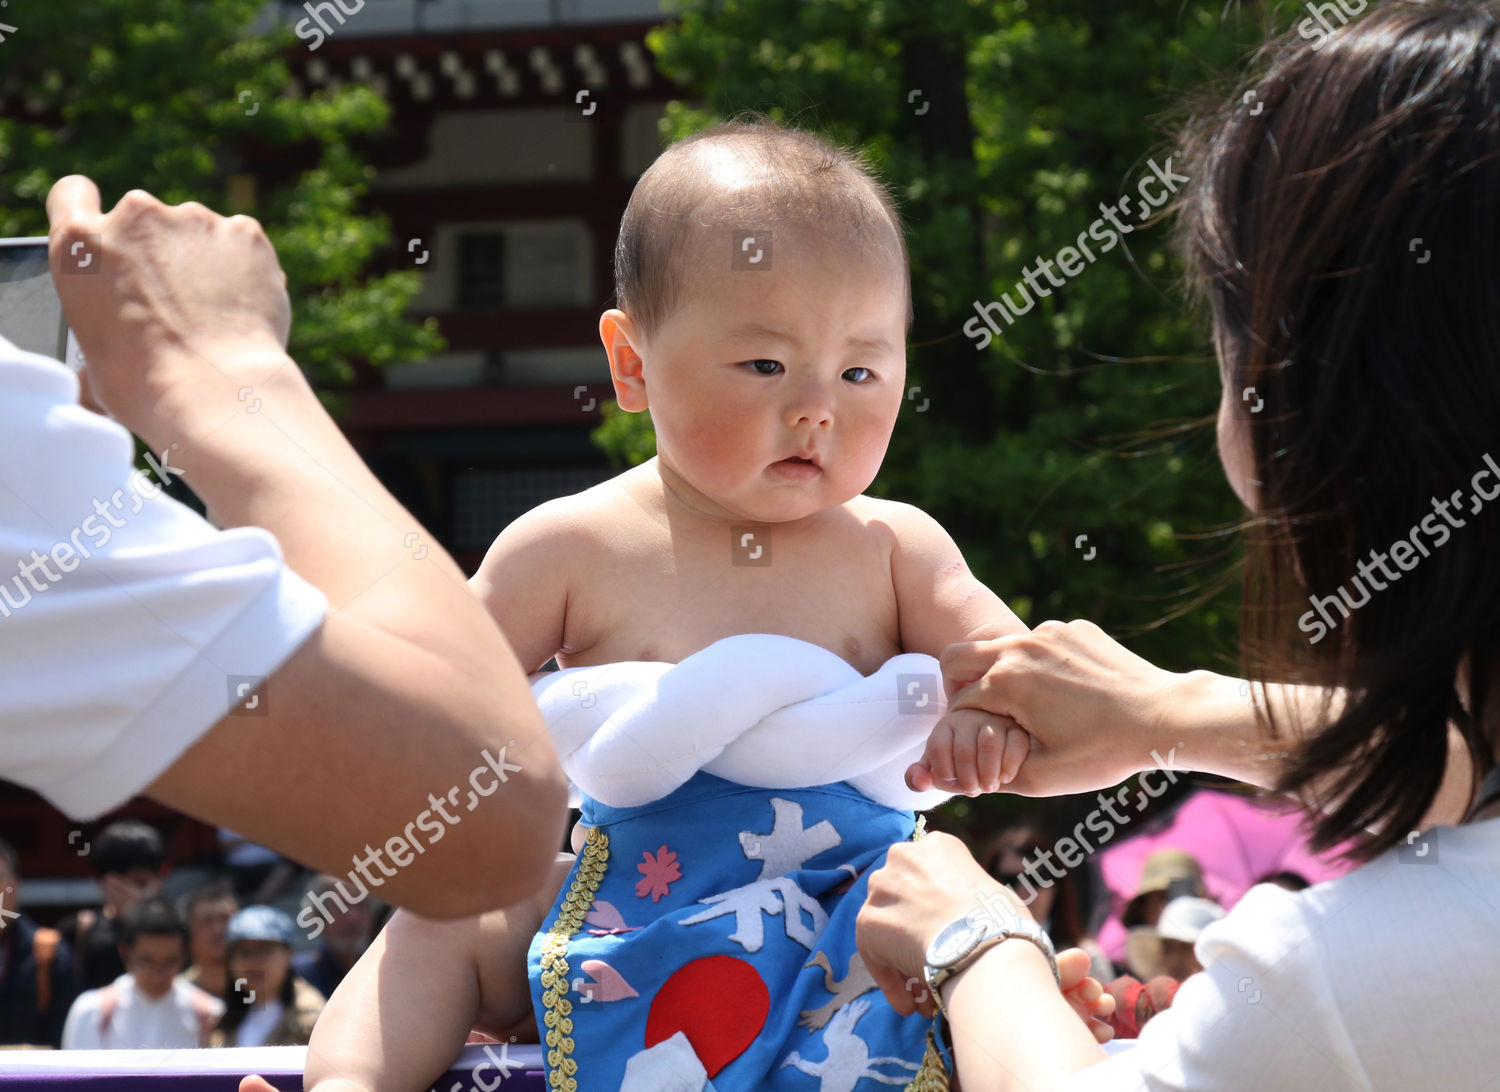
0;1044;546;1091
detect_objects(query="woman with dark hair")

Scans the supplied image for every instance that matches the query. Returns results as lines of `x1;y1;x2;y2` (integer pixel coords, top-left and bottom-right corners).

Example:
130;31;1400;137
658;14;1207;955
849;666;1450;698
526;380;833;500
857;4;1500;1088
209;907;324;1049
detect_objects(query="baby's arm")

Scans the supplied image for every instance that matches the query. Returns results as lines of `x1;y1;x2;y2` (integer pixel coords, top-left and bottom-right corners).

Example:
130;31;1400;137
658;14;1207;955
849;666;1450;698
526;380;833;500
469;497;587;673
886;502;1033;795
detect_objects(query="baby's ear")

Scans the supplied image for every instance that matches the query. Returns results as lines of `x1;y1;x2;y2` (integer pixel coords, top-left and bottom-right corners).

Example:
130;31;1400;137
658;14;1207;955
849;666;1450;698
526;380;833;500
600;309;648;412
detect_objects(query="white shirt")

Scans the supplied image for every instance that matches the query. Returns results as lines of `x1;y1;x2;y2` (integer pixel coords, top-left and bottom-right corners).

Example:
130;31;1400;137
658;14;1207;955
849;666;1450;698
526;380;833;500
61;974;225;1050
234;1000;285;1047
1064;817;1500;1091
0;336;327;819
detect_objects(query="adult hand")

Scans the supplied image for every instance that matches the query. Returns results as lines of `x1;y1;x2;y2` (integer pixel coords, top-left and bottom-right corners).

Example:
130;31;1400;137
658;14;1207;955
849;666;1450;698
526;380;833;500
858;832;1032;1018
46;176;292;432
911;619;1193;797
858;835;1115;1041
34;176;568;917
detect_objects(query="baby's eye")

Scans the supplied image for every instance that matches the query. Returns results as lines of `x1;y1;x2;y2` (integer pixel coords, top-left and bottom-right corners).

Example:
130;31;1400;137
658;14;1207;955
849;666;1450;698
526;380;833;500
843;366;873;383
744;359;783;376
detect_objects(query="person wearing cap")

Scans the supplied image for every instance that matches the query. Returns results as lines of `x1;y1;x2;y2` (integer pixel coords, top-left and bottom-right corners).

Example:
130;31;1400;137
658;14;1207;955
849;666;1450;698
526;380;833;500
1117;848;1206;977
1125;896;1226;983
209;907;324;1049
1106;896;1226;1041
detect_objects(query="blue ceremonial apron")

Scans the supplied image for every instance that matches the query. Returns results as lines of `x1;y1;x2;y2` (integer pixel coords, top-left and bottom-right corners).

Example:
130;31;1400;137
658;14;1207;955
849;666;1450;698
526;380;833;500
526;772;931;1090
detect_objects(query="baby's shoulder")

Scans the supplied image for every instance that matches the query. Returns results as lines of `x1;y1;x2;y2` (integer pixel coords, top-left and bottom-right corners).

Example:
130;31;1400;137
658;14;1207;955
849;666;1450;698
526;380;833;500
842;494;951;539
482;474;634;560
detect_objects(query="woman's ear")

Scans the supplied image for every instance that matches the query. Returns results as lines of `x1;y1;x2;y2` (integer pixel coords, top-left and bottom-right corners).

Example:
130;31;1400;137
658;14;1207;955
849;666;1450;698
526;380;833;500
600;310;648;412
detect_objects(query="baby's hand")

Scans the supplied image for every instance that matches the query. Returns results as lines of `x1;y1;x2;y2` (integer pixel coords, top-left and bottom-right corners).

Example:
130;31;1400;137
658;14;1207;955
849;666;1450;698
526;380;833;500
905;708;1031;796
1058;948;1116;1044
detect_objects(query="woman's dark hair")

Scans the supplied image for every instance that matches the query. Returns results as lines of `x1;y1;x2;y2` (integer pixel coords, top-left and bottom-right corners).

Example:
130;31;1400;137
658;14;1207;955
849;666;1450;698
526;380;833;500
1174;2;1500;858
217;939;297;1037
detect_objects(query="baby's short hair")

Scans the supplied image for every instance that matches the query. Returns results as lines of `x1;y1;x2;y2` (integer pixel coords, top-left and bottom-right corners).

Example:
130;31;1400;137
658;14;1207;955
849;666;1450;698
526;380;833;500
614;116;912;343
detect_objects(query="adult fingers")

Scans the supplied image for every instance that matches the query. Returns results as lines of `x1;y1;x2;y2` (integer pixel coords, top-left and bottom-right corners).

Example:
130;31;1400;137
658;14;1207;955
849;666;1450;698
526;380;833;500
864;957;919;1018
938;638;1007;699
46;175;103;234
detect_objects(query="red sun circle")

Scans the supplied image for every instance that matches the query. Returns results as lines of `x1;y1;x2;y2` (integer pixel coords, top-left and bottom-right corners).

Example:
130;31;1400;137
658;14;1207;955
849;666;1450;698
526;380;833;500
644;955;770;1078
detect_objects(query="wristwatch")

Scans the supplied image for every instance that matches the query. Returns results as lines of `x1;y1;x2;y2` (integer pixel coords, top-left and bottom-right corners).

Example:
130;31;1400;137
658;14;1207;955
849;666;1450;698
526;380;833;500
922;910;1059;1015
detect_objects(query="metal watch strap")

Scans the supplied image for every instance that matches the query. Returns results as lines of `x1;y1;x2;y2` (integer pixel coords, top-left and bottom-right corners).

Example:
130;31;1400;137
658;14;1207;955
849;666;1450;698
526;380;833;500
926;919;1061;1016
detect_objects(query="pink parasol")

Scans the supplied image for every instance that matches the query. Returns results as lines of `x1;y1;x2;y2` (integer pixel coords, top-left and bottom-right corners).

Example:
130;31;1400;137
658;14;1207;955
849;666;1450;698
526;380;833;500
1092;788;1356;964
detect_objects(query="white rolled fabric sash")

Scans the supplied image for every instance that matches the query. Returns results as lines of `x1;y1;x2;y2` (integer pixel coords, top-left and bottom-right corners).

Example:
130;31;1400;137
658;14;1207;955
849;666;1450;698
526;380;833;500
532;633;955;811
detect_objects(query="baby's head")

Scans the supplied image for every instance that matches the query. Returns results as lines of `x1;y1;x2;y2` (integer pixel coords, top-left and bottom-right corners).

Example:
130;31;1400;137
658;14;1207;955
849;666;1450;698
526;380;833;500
602;119;911;524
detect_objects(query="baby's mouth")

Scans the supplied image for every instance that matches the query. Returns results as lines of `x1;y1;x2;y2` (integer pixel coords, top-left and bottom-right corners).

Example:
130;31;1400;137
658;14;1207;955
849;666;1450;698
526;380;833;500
771;455;823;478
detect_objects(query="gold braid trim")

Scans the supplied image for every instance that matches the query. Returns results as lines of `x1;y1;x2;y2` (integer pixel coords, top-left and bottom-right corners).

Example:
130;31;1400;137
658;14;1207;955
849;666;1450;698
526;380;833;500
538;826;610;1092
904;814;951;1090
904;1027;952;1092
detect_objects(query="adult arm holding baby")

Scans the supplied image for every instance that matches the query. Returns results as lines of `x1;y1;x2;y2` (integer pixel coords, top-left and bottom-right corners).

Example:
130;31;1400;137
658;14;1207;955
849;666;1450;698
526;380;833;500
31;177;567;917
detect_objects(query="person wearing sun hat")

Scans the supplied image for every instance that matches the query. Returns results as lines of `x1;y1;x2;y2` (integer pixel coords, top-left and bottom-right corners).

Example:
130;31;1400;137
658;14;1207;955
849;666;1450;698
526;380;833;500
1121;849;1207;931
208;906;325;1048
1125;895;1228;982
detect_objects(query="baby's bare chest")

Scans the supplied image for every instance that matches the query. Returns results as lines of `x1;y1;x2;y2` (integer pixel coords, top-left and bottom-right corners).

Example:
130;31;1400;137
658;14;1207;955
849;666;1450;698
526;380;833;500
558;526;903;673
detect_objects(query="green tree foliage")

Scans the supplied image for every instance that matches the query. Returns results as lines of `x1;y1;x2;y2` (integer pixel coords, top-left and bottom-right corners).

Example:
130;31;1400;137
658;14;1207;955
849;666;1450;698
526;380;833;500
603;0;1310;686
0;0;441;385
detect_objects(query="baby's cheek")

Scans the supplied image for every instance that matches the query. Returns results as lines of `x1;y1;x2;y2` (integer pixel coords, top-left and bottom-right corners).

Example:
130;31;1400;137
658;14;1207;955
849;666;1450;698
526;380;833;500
677;413;764;480
843;414;897;483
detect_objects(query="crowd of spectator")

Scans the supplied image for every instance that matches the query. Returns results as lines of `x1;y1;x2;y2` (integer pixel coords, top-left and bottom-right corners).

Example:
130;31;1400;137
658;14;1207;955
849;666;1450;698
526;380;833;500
971;797;1324;1041
1;788;1333;1052
0;823;378;1052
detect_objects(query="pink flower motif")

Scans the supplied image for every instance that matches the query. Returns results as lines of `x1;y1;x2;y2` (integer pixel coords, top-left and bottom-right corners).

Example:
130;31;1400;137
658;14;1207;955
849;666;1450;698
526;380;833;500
635;844;682;903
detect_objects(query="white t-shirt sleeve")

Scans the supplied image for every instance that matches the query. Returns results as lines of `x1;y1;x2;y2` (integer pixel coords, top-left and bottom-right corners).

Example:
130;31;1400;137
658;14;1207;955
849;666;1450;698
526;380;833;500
60;989;102;1051
1060;885;1369;1092
0;337;327;819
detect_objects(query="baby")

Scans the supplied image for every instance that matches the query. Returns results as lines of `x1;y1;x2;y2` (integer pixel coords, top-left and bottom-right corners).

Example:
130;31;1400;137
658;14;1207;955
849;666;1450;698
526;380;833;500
274;120;1051;1092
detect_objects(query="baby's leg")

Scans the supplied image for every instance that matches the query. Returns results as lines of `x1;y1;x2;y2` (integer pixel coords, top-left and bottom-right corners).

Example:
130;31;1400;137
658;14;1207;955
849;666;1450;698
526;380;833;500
471;852;577;1041
292;854;572;1092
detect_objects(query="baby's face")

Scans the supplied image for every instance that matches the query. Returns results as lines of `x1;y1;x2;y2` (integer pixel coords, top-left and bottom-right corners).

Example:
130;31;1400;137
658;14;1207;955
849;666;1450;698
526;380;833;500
627;233;907;523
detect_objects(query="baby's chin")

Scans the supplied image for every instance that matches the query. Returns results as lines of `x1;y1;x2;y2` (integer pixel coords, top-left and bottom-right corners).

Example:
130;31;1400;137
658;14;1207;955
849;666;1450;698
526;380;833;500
723;479;865;524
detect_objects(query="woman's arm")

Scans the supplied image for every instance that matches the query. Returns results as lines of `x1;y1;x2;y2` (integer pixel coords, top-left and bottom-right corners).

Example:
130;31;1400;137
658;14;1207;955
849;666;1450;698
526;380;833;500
857;834;1107;1091
935;620;1313;794
936;620;1475;825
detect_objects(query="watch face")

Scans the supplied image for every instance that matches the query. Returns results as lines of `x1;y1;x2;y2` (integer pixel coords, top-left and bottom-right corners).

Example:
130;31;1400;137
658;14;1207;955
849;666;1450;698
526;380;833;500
926;917;983;968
